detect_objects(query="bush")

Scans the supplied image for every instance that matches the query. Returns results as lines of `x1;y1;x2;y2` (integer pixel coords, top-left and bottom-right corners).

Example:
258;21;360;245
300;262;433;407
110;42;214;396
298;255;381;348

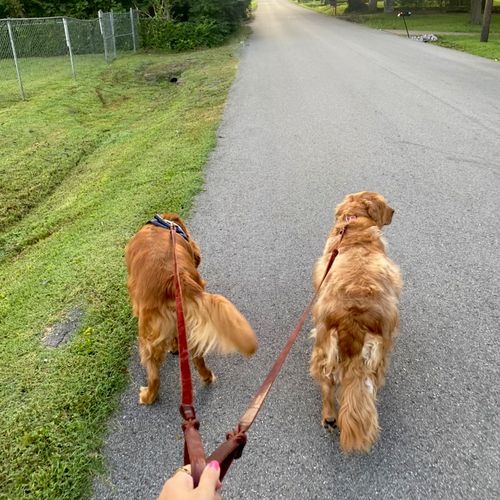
189;0;251;29
140;16;226;51
139;0;252;51
393;0;472;11
345;0;369;12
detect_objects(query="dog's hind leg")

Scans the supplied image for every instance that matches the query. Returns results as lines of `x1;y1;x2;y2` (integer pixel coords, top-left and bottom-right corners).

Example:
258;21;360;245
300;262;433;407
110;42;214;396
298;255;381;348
310;330;339;431
192;355;215;385
320;377;337;431
167;333;179;355
138;312;168;404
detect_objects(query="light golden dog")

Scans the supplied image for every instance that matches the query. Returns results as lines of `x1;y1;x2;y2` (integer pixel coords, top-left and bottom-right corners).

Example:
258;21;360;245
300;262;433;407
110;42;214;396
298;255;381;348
125;213;257;405
310;192;402;451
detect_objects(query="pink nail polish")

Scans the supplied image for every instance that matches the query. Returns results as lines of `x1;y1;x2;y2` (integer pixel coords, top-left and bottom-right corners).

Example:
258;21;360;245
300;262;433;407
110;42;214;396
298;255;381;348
208;460;220;471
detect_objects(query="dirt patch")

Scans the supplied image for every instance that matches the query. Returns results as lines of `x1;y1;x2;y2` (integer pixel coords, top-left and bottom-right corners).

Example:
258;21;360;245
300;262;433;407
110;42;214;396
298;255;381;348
42;308;84;348
140;62;192;83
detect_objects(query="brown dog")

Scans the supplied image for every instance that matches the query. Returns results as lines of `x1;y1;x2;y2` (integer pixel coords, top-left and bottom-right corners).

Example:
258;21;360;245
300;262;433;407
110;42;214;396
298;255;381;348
125;213;258;404
310;192;402;451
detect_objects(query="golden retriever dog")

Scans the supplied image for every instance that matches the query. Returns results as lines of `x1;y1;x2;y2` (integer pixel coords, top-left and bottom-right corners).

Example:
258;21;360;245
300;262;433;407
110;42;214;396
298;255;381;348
125;213;258;405
310;192;402;452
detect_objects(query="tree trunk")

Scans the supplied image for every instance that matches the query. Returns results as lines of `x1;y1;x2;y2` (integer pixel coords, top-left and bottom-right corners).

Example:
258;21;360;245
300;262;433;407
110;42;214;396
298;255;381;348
384;0;394;13
480;0;493;42
469;0;482;25
369;0;377;12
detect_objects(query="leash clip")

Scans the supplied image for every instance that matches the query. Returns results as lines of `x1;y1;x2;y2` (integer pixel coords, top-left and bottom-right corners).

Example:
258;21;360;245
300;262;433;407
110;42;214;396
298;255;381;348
180;404;197;422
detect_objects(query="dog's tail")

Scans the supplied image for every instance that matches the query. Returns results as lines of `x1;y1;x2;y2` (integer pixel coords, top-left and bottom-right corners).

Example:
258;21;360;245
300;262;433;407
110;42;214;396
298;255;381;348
184;292;258;357
337;335;384;452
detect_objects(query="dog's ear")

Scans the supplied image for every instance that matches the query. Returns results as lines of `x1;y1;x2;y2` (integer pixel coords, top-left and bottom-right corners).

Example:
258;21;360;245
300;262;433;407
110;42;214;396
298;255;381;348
190;240;202;267
364;199;382;224
363;197;393;227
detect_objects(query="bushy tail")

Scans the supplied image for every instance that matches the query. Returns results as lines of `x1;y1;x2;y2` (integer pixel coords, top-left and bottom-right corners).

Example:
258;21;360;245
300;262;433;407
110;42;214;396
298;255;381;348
185;293;258;357
337;335;384;452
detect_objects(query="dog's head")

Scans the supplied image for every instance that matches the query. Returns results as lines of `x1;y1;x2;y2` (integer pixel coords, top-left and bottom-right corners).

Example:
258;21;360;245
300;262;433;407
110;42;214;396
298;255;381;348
159;213;189;235
160;212;202;267
335;192;394;228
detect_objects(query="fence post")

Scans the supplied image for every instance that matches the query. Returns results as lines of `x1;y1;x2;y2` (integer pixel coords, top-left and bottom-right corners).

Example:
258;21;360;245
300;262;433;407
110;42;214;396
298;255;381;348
6;20;25;100
110;10;117;60
98;10;109;63
130;8;137;52
62;18;76;79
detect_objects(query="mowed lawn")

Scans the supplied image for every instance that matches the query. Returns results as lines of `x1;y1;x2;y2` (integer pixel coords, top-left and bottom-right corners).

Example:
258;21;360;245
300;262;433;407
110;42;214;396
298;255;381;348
0;36;245;499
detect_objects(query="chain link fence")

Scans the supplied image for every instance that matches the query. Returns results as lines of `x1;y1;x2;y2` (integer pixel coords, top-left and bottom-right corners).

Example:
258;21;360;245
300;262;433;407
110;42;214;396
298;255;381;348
0;9;139;101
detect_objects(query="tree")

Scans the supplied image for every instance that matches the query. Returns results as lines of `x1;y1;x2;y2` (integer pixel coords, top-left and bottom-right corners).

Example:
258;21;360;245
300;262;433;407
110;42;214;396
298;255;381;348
0;1;138;18
470;0;482;25
480;0;493;42
368;0;377;12
0;0;25;17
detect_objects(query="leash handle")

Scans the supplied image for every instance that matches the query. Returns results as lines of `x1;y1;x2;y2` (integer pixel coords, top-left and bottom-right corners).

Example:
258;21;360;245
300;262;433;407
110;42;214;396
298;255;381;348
206;430;247;481
171;227;206;486
181;408;206;487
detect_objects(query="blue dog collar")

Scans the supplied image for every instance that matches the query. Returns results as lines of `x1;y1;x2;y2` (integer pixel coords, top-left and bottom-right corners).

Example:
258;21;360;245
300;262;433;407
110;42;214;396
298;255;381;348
147;214;189;242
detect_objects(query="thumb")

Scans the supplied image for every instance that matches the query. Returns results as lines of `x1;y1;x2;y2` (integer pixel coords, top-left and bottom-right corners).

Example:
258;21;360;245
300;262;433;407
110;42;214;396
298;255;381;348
196;460;221;499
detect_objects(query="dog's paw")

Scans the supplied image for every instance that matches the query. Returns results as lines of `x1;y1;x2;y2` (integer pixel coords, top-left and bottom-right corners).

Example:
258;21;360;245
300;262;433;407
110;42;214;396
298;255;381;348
139;386;157;405
323;418;337;432
168;338;179;355
201;371;215;385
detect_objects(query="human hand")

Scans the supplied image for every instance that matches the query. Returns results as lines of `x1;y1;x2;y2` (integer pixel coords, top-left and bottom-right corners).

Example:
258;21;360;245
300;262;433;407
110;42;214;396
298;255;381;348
158;460;221;500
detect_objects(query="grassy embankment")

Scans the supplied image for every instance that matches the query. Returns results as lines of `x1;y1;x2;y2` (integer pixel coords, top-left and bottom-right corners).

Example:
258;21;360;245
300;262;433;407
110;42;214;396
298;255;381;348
293;1;500;60
0;32;246;499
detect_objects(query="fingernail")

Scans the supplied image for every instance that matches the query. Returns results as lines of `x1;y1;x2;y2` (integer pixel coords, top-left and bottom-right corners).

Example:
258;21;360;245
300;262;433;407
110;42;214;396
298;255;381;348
208;460;220;471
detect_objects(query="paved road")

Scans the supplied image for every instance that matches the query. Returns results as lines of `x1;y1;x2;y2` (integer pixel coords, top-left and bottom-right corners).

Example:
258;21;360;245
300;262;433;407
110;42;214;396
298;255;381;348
93;1;500;498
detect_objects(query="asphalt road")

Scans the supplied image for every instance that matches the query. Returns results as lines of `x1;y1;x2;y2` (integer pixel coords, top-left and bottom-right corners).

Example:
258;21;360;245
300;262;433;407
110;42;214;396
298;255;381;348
93;1;500;498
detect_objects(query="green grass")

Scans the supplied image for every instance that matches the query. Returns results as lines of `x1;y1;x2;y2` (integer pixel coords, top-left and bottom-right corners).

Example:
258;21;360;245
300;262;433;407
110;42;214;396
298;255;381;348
343;12;500;33
435;34;500;60
0;32;247;499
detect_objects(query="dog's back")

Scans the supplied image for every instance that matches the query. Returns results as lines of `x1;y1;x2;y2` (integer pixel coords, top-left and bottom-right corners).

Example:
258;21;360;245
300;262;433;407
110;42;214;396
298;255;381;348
126;222;204;315
315;234;401;358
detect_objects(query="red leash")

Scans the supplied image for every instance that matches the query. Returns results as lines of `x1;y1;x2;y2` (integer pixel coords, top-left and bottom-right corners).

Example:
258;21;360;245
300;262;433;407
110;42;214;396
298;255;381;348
170;222;349;484
170;227;206;487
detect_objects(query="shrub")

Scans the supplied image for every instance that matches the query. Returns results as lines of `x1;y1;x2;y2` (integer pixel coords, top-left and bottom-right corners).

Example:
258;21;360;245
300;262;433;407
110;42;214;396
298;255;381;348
189;0;251;29
345;0;369;12
140;16;226;51
139;0;252;51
